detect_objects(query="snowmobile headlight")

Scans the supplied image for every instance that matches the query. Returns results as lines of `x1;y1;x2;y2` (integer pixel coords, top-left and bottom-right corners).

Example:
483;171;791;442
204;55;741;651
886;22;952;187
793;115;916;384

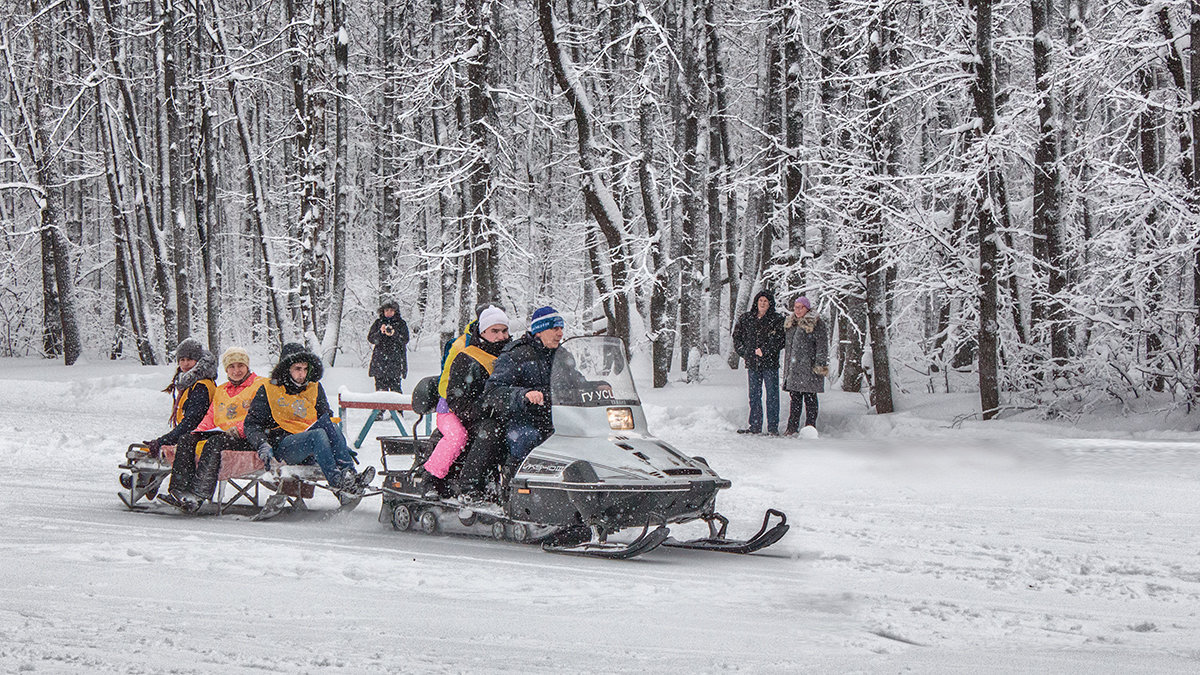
607;407;634;430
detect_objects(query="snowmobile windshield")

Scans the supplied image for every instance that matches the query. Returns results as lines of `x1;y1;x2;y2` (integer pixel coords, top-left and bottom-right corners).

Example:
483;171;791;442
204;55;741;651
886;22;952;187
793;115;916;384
550;336;639;407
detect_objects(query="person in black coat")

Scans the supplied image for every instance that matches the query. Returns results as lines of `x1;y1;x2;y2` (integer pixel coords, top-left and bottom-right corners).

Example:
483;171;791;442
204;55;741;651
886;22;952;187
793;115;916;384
732;290;785;434
367;300;410;392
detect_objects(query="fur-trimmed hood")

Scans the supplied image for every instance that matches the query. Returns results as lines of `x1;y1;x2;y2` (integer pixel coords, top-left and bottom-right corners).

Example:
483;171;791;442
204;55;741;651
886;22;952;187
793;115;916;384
171;346;217;393
785;313;820;333
269;342;324;389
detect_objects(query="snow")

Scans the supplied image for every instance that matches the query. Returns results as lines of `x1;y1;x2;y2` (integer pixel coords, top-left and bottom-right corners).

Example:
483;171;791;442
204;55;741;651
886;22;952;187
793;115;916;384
336;385;412;405
2;352;1200;671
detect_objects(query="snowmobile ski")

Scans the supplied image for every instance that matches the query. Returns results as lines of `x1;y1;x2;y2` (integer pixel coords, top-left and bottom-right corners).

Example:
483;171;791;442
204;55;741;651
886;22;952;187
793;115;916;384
542;523;671;560
662;509;789;554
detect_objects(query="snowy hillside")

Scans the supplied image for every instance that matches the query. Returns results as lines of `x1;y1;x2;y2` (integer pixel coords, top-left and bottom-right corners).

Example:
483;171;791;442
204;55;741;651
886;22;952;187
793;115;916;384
1;351;1198;672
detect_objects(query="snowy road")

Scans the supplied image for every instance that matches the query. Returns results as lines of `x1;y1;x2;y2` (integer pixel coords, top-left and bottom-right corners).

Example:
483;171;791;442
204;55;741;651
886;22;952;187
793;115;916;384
2;359;1199;672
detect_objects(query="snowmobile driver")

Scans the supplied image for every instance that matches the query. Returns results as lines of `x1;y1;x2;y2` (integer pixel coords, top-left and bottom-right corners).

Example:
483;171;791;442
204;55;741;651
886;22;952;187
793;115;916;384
243;343;373;504
482;306;609;486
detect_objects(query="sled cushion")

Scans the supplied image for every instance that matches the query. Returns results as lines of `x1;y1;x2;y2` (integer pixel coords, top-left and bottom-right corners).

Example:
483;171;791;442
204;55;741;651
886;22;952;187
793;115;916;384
159;446;266;481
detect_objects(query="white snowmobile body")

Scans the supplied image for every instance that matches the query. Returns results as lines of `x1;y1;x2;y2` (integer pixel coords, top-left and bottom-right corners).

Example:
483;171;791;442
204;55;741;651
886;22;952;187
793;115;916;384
503;336;730;530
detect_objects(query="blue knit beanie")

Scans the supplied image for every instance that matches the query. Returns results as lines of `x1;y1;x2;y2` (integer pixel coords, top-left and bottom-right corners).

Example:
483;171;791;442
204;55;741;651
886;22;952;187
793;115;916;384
529;306;565;334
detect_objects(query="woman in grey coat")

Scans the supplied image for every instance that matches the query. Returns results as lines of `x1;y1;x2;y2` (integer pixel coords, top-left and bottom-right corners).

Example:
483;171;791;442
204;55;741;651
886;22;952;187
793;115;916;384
782;296;829;434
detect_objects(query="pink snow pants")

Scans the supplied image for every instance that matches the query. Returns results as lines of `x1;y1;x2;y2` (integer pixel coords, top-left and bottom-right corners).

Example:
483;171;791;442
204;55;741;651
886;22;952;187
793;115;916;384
423;403;468;479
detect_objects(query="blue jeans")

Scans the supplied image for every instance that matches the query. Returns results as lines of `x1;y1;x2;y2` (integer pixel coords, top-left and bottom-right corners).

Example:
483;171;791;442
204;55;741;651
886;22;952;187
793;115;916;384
506;424;550;460
274;425;356;487
747;366;780;433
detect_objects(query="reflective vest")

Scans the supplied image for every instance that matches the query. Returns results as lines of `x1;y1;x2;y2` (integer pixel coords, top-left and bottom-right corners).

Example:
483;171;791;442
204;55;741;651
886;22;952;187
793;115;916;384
263;381;320;434
172;379;216;426
437;330;471;397
459;345;498;374
212;375;267;430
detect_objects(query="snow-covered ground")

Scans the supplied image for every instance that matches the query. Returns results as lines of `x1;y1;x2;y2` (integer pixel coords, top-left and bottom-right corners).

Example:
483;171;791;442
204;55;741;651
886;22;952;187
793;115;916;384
2;349;1199;673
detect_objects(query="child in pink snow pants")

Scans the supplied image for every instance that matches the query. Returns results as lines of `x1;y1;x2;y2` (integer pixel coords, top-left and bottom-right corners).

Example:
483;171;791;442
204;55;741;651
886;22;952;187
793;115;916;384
424;399;468;478
422;305;510;479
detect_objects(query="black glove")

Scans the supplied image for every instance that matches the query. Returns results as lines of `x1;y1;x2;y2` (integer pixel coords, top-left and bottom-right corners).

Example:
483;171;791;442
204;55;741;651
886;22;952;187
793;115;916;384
144;439;162;457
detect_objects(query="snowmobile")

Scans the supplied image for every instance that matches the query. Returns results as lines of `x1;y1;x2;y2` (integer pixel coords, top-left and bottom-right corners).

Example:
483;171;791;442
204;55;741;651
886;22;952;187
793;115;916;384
378;335;789;560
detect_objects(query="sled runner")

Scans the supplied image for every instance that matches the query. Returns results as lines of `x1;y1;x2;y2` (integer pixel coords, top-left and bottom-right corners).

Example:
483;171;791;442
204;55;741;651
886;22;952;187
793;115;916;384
118;442;269;514
377;336;789;560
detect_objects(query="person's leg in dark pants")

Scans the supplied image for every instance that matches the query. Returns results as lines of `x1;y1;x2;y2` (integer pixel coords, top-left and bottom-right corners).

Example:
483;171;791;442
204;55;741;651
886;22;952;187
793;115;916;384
785;392;803;435
744;367;764;433
803;393;819;428
168;434;200;494
764;367;780;434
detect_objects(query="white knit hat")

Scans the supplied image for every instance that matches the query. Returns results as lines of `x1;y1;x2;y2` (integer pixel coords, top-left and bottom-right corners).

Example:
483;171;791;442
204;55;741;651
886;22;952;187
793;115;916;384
477;305;510;332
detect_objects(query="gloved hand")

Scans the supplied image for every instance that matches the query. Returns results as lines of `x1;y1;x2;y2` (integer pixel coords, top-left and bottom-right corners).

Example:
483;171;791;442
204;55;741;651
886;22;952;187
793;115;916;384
143;439;162;457
257;442;274;469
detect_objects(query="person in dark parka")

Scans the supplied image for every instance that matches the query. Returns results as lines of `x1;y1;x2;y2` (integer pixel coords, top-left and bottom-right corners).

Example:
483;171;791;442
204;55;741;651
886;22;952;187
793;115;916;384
732;290;785;434
781;296;829;434
368;300;410;392
144;337;218;455
244;343;372;500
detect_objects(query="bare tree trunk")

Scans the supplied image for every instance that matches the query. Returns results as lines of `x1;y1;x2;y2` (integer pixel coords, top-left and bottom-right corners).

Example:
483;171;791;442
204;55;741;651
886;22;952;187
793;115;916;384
193;0;220;353
1191;0;1200;395
207;0;292;345
537;0;631;347
1139;65;1165;393
1032;0;1067;372
379;0;400;304
162;0;190;342
635;4;673;387
323;0;349;365
466;0;497;307
677;0;704;374
782;0;805;289
972;0;1000;418
863;6;895;413
22;0;82;364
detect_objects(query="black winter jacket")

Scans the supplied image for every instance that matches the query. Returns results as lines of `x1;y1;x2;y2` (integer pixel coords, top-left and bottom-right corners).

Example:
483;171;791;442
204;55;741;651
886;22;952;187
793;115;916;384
243;349;332;449
732;290;786;369
445;328;511;427
484;333;557;434
368;313;410;380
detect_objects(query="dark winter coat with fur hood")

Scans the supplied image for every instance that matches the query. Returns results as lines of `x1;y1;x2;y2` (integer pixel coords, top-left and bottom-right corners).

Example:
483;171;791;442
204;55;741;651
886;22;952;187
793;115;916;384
368;305;410;382
157;342;218;446
732;291;786;369
782;313;828;393
243;344;333;448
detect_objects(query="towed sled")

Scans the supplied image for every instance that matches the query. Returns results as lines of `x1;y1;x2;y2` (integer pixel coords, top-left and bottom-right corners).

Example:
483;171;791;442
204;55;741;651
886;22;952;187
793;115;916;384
378;335;789;560
118;441;370;520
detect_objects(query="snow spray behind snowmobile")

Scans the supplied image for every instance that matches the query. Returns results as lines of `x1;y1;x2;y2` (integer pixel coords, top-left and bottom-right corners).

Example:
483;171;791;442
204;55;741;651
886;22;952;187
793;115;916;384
378;335;789;559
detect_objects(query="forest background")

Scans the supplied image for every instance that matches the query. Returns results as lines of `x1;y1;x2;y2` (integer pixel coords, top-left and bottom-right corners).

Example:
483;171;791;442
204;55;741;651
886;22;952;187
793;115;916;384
2;0;1199;419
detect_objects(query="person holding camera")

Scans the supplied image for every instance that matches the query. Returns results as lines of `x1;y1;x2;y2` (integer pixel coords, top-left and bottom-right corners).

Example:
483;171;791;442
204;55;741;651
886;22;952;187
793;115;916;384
367;300;410;392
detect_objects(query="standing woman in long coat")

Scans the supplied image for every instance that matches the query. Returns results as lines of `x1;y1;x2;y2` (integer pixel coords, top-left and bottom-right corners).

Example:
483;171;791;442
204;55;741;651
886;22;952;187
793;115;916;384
782;296;829;435
367;300;410;392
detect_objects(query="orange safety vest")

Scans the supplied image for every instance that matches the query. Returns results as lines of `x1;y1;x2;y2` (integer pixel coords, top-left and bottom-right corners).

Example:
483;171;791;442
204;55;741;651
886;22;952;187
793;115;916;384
459;345;498;374
172;379;217;426
212;375;267;430
263;381;320;434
